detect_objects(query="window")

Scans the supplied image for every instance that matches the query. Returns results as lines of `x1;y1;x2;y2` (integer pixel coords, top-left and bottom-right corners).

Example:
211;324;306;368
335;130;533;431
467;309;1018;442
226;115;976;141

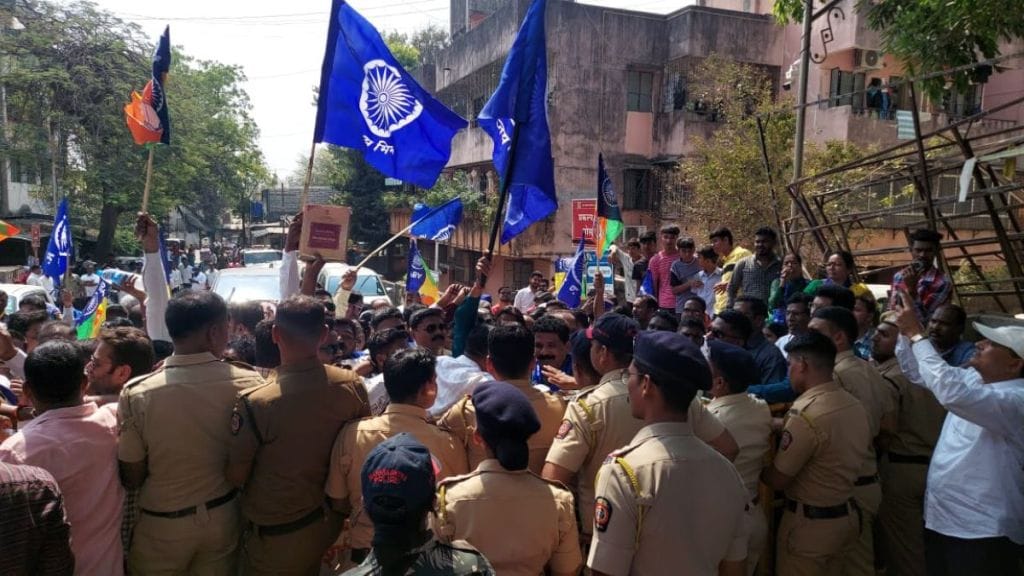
671;74;686;111
627;70;654;112
622;169;653;210
828;69;861;108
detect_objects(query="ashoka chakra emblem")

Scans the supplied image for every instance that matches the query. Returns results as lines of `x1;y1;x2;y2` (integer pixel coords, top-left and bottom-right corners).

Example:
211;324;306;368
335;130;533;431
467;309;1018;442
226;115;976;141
359;59;424;138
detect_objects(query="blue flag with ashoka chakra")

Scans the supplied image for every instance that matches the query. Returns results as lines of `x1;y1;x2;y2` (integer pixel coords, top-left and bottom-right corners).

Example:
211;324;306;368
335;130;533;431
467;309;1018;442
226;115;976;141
313;0;467;188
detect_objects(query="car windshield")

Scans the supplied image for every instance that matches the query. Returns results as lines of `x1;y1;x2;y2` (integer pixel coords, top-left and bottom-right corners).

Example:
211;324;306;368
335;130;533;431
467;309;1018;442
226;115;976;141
243;251;282;265
213;274;280;303
325;274;386;297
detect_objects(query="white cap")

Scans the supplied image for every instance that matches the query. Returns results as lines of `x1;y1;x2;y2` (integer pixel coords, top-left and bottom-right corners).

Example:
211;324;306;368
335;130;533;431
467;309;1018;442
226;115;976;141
972;322;1024;359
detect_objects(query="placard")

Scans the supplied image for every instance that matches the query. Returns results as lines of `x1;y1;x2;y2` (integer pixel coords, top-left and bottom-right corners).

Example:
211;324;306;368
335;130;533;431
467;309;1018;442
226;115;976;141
300;204;352;262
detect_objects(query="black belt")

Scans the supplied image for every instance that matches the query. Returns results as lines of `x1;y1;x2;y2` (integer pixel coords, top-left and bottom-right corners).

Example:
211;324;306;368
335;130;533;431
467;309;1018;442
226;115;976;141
785;498;850;520
888;452;930;465
854;474;879;486
254;505;325;537
141;489;237;519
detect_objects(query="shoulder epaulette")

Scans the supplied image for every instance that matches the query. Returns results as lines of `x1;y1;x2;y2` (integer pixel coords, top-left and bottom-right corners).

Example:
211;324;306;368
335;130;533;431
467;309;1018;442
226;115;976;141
223;359;260;373
123;366;166;390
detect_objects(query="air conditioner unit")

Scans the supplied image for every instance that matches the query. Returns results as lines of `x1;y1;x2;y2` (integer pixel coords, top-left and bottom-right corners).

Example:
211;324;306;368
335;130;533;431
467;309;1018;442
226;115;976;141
624;225;647;240
854;49;884;70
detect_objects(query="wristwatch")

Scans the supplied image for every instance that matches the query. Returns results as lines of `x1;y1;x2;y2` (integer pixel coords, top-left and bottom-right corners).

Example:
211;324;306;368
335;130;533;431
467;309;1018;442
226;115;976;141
909;333;925;344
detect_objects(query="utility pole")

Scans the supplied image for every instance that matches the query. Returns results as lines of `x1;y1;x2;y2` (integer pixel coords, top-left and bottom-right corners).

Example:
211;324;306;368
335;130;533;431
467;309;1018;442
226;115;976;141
792;0;813;186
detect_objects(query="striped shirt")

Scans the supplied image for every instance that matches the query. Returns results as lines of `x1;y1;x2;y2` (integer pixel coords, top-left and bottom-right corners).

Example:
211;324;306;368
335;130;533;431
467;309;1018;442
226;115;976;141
648;250;680;309
0;462;74;575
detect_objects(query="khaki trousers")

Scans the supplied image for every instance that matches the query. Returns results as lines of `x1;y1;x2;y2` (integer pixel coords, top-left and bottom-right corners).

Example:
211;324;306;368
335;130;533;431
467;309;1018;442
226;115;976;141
776;507;859;576
841;482;882;576
242;509;345;576
879;458;928;576
129;500;241;576
746;501;768;576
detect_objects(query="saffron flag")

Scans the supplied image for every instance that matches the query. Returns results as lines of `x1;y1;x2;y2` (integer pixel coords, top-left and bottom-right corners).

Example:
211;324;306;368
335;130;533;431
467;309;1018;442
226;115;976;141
595;154;623;258
124;26;171;145
76;279;109;340
314;1;466;188
0;220;20;242
406;239;439;305
557;238;586;308
411;197;464;242
478;0;556;244
42;198;72;288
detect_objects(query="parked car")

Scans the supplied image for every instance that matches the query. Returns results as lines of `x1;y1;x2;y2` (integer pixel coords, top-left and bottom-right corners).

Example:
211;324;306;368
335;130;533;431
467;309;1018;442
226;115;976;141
211;267;281;303
239;249;283;268
316;263;390;307
0;284;54;316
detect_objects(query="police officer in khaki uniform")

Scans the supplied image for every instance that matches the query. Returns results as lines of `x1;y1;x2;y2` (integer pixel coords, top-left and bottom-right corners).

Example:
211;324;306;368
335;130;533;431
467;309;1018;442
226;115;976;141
808;307;898;576
326;347;468;564
543;315;739;549
872;314;945;576
706;340;773;575
344;434;494;576
118;290;264;575
437;381;582;576
761;332;872;576
588;331;749;576
438;324;565;474
225;296;369;575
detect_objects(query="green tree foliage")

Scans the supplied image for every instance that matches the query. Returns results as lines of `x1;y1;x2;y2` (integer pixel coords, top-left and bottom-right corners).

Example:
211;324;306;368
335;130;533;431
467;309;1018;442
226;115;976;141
670;55;868;246
325;146;389;249
0;1;267;260
384;31;420;69
771;0;1024;96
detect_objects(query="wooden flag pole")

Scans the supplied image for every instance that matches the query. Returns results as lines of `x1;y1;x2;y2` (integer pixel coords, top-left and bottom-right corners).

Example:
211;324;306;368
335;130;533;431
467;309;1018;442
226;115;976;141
141;147;155;213
300;141;317;208
352;196;468;270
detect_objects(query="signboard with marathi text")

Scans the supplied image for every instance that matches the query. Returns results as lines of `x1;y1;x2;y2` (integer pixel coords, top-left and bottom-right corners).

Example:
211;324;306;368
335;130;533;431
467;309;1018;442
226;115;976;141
572;199;597;245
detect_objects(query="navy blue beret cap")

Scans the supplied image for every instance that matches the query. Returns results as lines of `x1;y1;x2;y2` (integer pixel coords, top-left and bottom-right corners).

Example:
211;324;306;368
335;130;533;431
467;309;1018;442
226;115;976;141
472;381;541;470
633;331;712;391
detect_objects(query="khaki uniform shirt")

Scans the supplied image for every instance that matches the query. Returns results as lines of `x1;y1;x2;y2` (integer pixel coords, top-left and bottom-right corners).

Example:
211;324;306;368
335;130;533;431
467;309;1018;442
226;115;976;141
587;422;748;576
437;459;582;576
117;353;264;512
438;378;566;474
707;393;772;498
326;403;467;550
227;360;369;525
876;357;946;457
834;350;897;476
773;382;871;506
545;370;727;534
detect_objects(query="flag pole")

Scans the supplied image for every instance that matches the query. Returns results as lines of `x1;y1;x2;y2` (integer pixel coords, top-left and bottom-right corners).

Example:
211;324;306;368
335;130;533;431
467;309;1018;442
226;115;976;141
300;141;317;208
353;196;466;270
141;147;155;213
483;125;520;285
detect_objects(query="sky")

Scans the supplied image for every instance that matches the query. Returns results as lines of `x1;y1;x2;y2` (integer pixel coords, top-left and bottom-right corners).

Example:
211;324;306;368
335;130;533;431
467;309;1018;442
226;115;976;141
88;0;688;181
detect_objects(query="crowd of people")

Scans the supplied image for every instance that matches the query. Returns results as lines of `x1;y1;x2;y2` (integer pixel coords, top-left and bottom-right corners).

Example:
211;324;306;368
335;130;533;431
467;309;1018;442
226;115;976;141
0;213;1020;576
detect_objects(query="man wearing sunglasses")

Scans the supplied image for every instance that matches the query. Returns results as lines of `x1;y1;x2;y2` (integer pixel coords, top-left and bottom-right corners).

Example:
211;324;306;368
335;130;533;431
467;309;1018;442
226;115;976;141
409;308;448;356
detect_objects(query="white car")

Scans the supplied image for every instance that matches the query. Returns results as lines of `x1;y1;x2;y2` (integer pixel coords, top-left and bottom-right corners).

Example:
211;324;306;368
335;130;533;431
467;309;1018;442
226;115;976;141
316;263;390;307
239;249;283;268
0;284;54;315
211;267;281;303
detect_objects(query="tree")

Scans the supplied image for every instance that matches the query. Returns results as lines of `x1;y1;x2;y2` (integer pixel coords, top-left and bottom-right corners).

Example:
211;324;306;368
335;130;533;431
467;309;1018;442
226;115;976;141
410;24;450;65
325;146;390;249
772;0;1024;97
1;1;267;260
667;55;868;246
383;31;420;69
286;151;343;187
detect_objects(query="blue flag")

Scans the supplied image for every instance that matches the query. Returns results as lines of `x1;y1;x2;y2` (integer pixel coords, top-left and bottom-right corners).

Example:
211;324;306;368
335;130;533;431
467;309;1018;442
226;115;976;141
557;238;586;308
411;197;463;242
406;239;425;295
314;1;467;188
42;198;72;288
152;26;171;145
639;268;654;297
478;0;557;244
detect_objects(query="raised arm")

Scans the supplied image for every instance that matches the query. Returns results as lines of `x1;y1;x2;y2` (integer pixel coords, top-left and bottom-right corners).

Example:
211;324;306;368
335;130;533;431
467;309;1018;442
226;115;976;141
137;213;171;342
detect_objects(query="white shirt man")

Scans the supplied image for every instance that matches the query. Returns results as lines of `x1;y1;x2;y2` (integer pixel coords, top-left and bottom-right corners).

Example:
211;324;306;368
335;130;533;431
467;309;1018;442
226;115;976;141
80;269;100;298
513;271;544;313
894;309;1024;572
